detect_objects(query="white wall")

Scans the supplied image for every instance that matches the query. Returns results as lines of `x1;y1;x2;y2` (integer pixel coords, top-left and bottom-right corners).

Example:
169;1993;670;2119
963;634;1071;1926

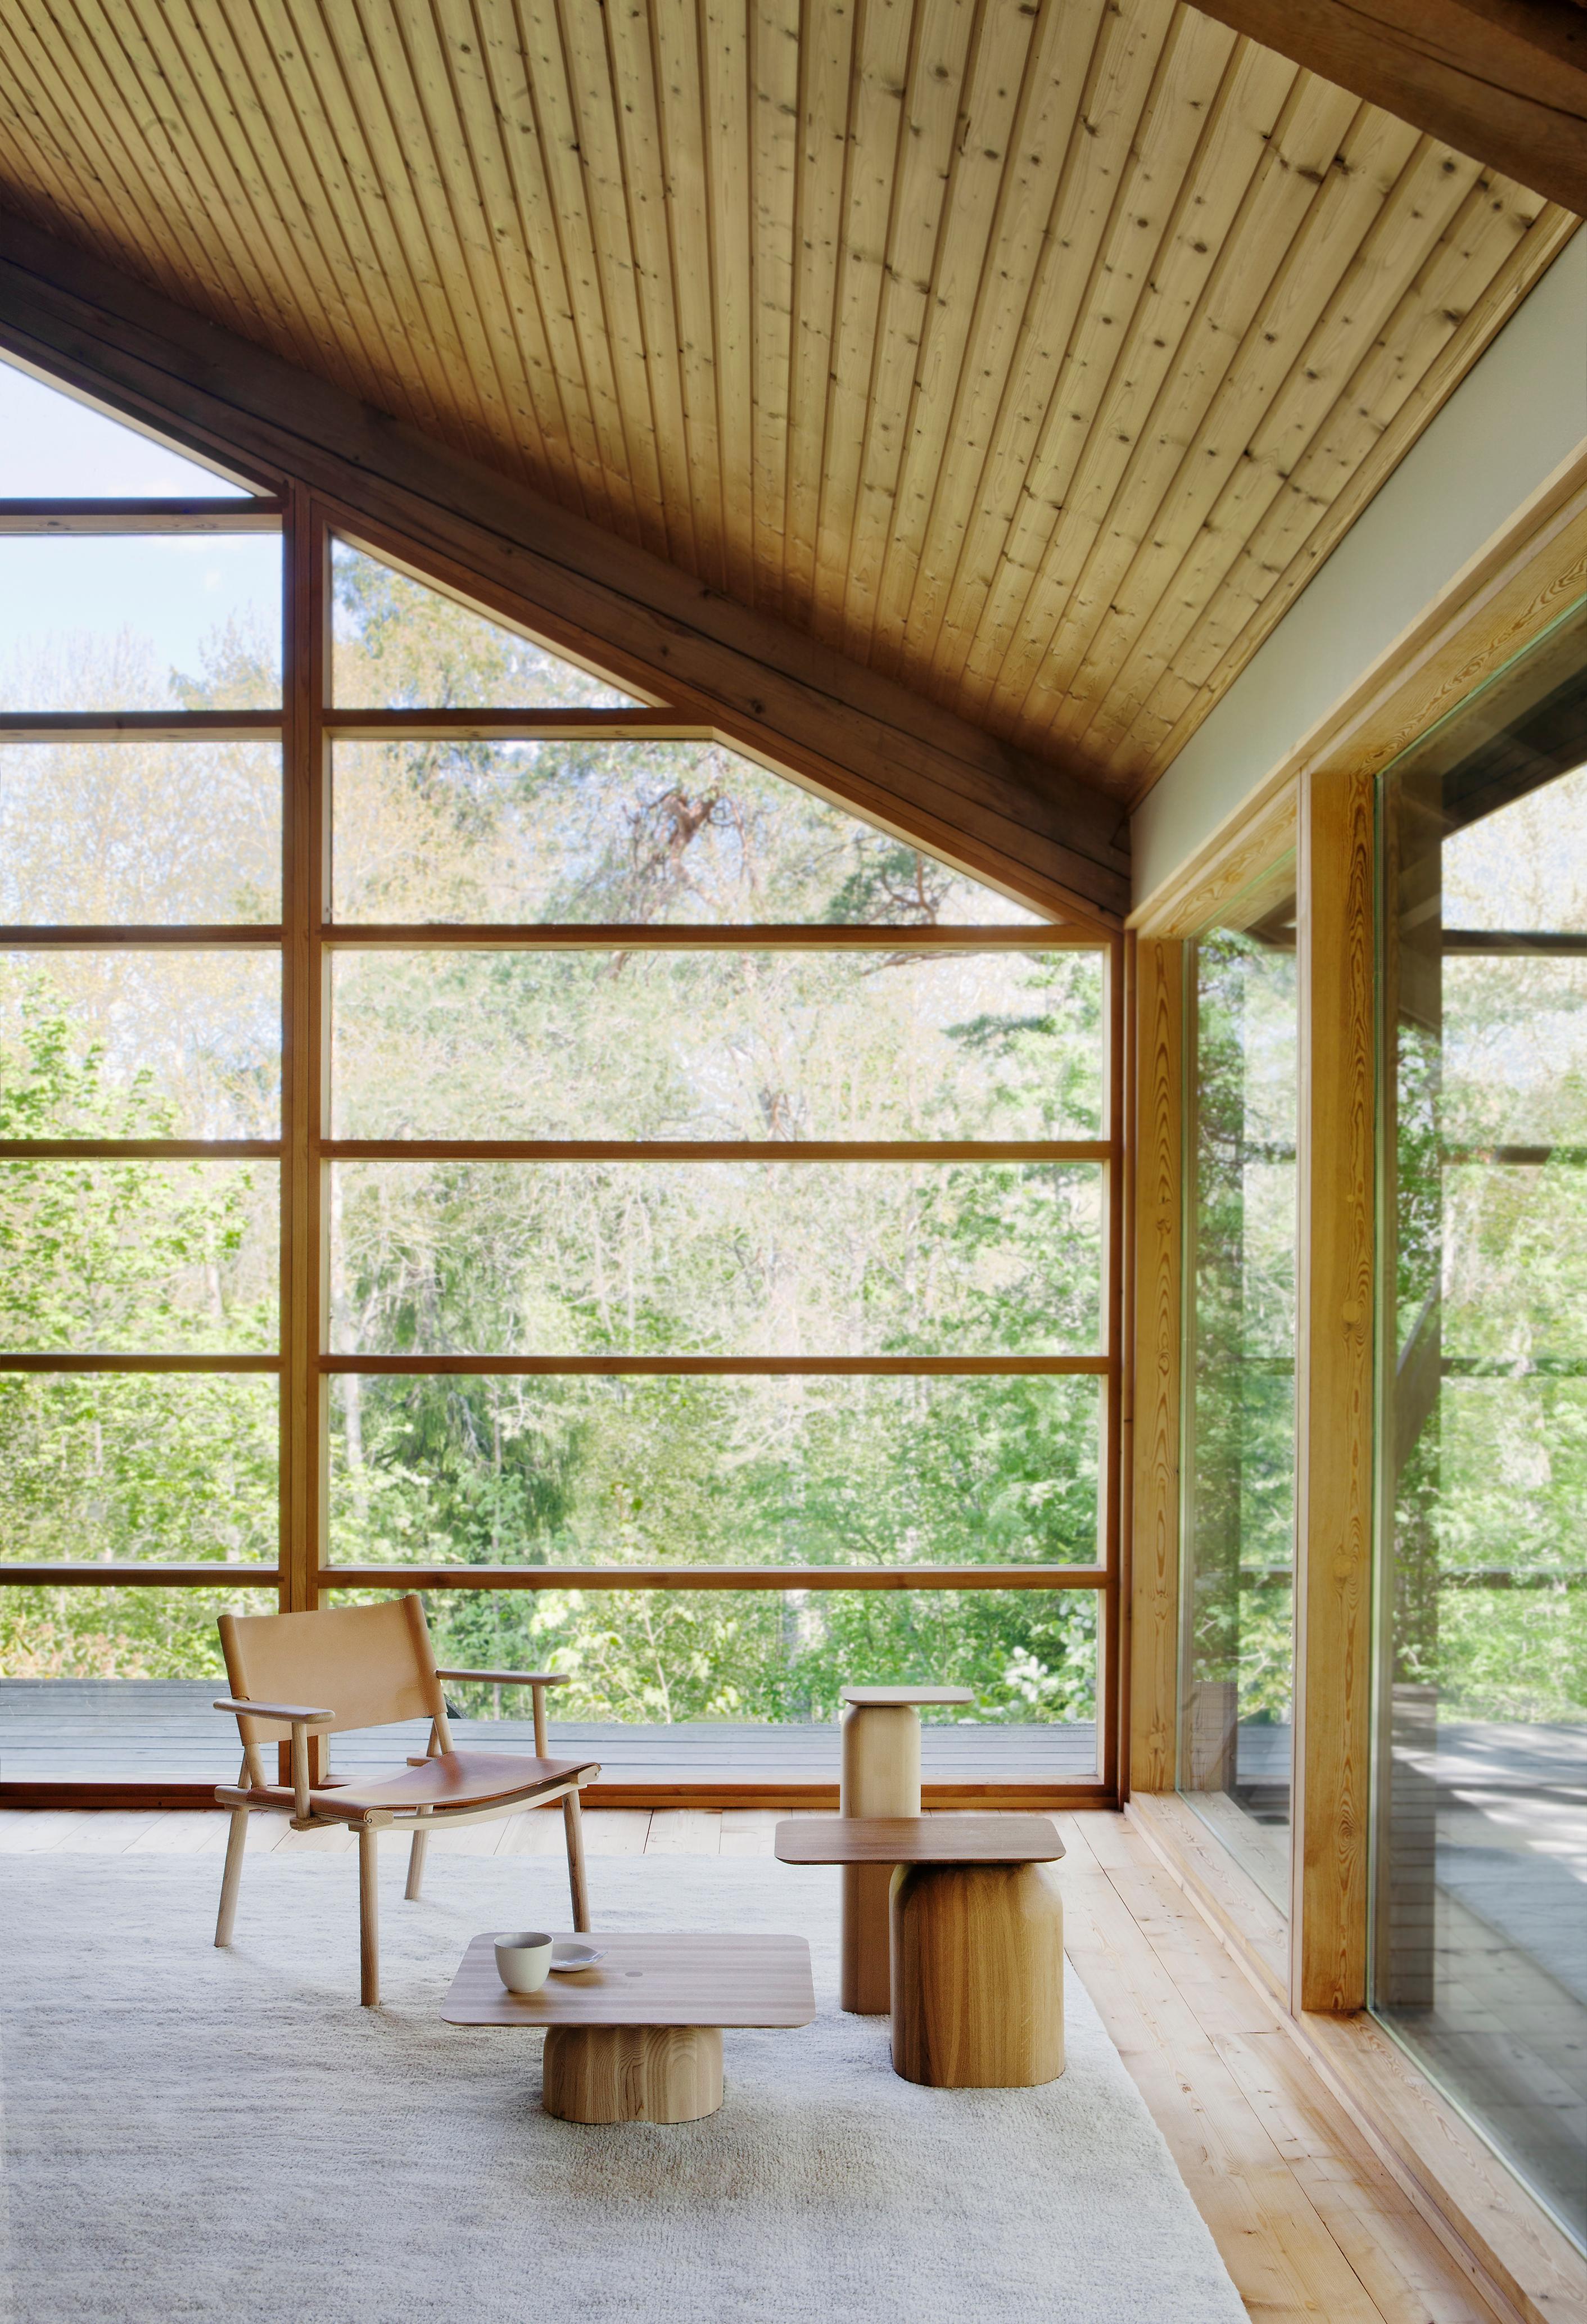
1131;229;1587;906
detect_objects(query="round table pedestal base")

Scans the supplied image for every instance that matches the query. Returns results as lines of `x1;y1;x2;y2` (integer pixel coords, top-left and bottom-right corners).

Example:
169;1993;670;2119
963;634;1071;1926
542;2023;724;2123
890;1861;1065;2089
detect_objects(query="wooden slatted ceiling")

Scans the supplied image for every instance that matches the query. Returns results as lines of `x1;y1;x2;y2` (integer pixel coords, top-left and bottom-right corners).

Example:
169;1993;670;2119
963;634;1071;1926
0;0;1574;805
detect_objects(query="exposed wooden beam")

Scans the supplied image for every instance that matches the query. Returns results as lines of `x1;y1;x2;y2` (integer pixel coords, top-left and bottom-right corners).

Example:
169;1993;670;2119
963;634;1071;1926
1188;0;1587;216
0;209;1128;926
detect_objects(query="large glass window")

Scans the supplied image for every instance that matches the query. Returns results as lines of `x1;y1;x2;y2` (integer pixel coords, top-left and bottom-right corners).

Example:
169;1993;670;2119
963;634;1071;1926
0;366;1121;1791
1179;863;1299;1912
1377;600;1587;2246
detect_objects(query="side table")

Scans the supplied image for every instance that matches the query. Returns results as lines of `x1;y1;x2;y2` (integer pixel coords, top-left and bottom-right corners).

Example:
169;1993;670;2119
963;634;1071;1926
776;1813;1065;2088
838;1684;973;2011
442;1930;815;2123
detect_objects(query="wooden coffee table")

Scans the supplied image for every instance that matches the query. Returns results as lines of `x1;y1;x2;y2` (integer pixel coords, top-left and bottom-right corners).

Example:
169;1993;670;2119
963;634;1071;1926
776;1814;1066;2089
442;1930;816;2123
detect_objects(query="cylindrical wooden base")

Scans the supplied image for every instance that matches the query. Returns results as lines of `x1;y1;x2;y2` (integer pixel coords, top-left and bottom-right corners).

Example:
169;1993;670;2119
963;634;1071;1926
839;1703;921;2013
541;2024;724;2123
890;1861;1065;2088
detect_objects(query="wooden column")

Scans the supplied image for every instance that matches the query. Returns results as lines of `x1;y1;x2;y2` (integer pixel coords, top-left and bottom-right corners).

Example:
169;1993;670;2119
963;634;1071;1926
1127;939;1183;1794
279;490;330;1757
1292;766;1376;2014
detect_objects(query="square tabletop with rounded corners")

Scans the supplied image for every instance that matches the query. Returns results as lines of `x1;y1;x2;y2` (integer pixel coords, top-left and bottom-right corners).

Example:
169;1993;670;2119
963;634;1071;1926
839;1686;975;1707
441;1931;816;2028
774;1815;1064;1865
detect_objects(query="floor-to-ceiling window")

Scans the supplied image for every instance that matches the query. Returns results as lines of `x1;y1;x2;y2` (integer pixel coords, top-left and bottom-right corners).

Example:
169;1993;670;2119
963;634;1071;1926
1377;598;1587;2246
0;354;1122;1795
1178;862;1298;1911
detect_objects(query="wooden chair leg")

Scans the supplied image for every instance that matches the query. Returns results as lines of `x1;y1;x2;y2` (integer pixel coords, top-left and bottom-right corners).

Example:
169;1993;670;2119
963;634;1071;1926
405;1821;429;1902
563;1790;590;1932
214;1806;249;1947
359;1824;381;2007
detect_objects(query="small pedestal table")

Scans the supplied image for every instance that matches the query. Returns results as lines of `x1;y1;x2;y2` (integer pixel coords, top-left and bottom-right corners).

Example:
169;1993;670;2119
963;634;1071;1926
838;1684;974;2012
776;1815;1066;2089
442;1931;815;2123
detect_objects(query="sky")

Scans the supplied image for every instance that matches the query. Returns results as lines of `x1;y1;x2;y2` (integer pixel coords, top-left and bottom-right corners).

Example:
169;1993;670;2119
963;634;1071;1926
0;355;279;699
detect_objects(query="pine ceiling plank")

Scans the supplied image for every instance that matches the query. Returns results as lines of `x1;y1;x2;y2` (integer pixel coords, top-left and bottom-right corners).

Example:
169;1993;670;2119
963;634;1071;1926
505;0;667;551
279;0;525;477
781;0;856;625
909;0;1173;712
1020;68;1370;752
878;0;1110;685
817;0;969;654
942;0;1218;725
702;0;756;605
1119;174;1567;784
235;0;463;444
808;0;917;648
747;0;799;614
596;0;706;574
650;0;733;593
1058;122;1491;767
374;0;618;517
422;0;610;516
1022;87;1418;760
863;0;1047;673
944;8;1252;727
0;0;262;354
207;0;440;422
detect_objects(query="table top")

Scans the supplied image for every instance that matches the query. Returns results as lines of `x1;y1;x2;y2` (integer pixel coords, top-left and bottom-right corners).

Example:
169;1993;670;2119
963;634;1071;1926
441;1931;817;2028
839;1686;975;1708
775;1814;1065;1866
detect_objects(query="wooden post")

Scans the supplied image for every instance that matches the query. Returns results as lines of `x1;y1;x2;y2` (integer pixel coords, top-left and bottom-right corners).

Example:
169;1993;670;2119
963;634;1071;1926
1292;766;1376;2014
1127;939;1183;1794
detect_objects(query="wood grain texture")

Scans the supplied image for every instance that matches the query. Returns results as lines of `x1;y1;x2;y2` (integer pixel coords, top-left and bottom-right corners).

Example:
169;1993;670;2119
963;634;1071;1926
1186;0;1587;216
440;1929;817;2027
542;2023;725;2124
1127;941;1183;1793
1294;765;1377;2015
0;8;1570;807
776;1815;1064;1865
889;1860;1066;2088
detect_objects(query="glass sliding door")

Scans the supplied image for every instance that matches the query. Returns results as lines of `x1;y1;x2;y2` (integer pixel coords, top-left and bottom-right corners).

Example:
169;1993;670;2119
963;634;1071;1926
1377;599;1587;2247
1179;863;1299;1911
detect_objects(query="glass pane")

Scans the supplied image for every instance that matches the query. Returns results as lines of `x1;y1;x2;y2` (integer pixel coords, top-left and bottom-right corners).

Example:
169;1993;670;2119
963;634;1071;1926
327;1372;1100;1568
330;1160;1102;1357
331;540;640;708
0;1372;277;1561
0;951;281;1138
331;948;1105;1142
0;1160;278;1351
0;739;281;923
324;1585;1100;1775
0;536;281;710
332;735;1043;925
1377;602;1587;2245
1179;865;1298;1916
0;1588;277;1782
0;356;252;496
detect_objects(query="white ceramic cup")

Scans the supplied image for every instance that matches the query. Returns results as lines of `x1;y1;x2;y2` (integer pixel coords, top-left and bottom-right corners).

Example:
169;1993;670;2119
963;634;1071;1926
494;1931;554;1994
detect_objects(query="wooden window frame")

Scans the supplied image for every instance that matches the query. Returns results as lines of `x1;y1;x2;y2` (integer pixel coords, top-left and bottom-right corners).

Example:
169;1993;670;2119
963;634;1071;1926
0;486;1124;1811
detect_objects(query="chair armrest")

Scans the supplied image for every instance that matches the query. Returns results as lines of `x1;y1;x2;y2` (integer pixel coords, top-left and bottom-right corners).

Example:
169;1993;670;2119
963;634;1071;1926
214;1698;336;1725
433;1669;568;1688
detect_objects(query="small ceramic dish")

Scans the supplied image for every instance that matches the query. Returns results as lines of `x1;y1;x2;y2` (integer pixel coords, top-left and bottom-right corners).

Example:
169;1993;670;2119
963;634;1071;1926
549;1942;606;1973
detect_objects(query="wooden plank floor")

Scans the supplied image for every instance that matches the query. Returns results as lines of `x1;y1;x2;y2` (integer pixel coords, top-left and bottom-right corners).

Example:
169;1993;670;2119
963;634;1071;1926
0;1805;1502;2323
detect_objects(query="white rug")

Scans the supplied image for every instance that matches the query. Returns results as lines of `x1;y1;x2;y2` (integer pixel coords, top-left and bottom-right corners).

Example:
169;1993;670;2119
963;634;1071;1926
0;1850;1246;2324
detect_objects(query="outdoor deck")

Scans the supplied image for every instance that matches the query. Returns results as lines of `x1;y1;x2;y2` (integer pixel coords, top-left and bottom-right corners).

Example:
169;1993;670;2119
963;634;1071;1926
0;1681;1098;1791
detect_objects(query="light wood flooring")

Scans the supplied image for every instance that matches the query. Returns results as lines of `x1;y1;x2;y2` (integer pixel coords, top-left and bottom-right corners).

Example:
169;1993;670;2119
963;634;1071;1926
0;1805;1503;2323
